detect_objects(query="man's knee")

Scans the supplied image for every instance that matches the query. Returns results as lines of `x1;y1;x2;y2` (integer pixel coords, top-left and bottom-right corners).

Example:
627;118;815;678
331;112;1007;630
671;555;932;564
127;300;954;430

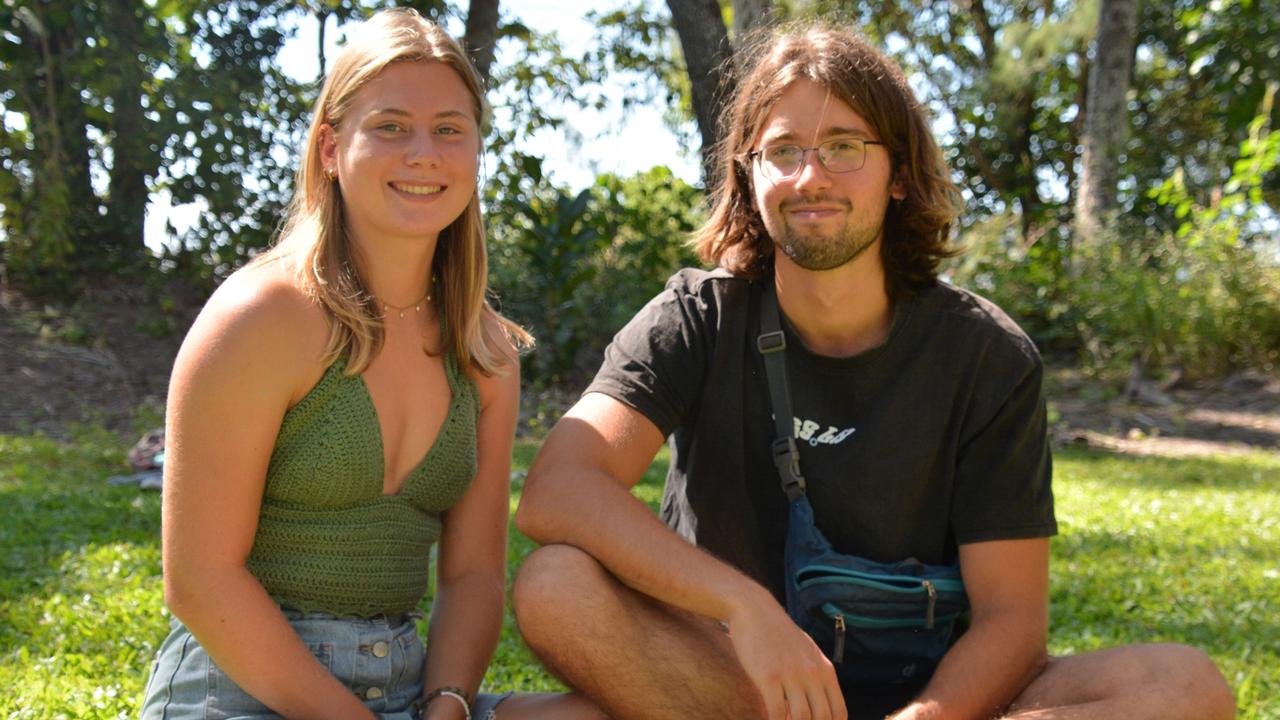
512;544;608;642
1018;642;1235;719
1118;643;1236;720
1154;644;1235;719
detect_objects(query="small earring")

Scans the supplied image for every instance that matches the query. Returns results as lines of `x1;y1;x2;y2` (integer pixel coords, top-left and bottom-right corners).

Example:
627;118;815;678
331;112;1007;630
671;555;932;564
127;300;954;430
324;167;337;182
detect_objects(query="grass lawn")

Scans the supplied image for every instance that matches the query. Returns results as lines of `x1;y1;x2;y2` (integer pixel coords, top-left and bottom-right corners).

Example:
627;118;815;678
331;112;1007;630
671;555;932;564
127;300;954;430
1;430;1276;718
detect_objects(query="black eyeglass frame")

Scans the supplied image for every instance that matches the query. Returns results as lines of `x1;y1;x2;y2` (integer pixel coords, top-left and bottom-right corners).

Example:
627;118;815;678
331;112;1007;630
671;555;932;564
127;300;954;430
746;138;887;182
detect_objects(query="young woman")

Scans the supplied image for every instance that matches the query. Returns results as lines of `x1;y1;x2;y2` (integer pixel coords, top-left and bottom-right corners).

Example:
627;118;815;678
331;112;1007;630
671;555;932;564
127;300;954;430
141;10;602;720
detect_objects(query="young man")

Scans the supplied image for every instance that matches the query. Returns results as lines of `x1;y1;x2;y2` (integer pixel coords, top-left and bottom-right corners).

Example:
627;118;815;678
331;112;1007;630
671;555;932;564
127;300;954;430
512;24;1235;720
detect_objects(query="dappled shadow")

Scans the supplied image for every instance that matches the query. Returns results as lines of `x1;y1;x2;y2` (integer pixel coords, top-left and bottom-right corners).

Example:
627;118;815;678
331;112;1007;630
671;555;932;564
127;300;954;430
1059;430;1276;460
1049;367;1280;460
1183;408;1280;445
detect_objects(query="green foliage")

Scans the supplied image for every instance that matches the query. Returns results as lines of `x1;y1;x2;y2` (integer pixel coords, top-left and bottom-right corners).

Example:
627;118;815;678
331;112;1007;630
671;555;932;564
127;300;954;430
585;2;698;148
153;2;312;289
1072;88;1280;375
957;215;1280;377
495;172;606;385
1129;0;1280;227
1069;233;1280;376
2;433;1277;716
947;212;1079;354
0;1;317;298
490;162;704;389
482;23;598;190
952;86;1280;376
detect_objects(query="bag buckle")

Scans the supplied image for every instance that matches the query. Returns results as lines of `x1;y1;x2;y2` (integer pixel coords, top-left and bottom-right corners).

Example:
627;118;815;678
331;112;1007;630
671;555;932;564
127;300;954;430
757;330;786;354
771;436;806;499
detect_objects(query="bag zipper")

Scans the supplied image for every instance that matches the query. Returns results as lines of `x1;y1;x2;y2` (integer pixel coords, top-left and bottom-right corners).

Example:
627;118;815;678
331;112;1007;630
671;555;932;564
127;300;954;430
820;601;963;630
832;612;846;664
924;580;936;629
795;564;965;594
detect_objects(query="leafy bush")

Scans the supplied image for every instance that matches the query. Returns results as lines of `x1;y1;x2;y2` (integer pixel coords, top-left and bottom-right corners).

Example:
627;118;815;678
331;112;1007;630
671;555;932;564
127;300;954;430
946;213;1079;355
1072;88;1280;376
1069;226;1280;376
951;88;1280;377
489;162;704;390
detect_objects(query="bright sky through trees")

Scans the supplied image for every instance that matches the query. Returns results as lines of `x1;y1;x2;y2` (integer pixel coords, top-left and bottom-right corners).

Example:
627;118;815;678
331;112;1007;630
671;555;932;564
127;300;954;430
142;1;700;253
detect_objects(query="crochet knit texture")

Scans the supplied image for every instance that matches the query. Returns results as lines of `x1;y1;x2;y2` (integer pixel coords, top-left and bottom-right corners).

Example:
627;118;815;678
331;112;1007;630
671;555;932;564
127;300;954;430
245;353;478;617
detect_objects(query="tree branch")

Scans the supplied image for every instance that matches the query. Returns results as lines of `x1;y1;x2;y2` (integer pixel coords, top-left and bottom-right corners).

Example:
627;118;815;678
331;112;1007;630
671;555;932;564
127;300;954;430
665;0;735;184
464;0;501;87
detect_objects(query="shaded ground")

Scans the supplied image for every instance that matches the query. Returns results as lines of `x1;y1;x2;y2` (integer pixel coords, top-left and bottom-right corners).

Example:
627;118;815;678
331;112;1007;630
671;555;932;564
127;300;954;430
2;283;1278;458
0;281;198;439
1048;365;1280;457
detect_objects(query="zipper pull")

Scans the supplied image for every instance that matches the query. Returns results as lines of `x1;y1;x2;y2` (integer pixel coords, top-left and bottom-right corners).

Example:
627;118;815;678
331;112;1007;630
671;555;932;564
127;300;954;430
833;613;846;664
924;581;937;629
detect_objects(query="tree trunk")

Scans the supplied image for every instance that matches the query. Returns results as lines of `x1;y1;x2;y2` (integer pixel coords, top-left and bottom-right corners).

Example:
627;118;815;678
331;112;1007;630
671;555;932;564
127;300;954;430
464;0;501;88
1064;38;1089;217
104;0;152;266
8;6;102;292
1013;87;1044;246
665;0;735;185
731;0;773;39
317;9;329;79
1075;0;1141;245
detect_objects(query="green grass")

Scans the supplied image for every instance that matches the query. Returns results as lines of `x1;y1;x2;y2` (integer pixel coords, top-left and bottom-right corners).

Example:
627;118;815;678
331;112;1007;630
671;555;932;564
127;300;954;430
1;435;1276;718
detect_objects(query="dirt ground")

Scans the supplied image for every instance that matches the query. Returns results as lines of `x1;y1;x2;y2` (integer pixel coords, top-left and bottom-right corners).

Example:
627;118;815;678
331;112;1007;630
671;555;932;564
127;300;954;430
2;284;1278;459
1048;366;1280;458
0;280;197;439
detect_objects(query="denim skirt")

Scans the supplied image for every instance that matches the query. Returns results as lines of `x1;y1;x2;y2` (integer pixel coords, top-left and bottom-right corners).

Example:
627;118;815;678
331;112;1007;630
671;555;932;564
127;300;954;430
140;609;510;719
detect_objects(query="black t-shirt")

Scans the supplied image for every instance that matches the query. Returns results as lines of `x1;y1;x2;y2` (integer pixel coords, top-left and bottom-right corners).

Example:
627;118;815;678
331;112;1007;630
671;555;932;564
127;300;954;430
586;268;1056;601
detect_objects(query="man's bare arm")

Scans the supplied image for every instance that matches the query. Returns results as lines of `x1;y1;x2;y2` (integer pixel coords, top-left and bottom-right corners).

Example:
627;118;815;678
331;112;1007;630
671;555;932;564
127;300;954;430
890;538;1051;720
516;392;847;720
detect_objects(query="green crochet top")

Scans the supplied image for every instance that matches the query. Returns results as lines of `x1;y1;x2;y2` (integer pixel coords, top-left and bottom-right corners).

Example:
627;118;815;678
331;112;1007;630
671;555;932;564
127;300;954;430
244;353;478;617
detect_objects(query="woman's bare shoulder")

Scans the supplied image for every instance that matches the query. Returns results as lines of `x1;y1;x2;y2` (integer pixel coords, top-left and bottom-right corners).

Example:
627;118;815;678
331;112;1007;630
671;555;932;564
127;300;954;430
174;257;330;394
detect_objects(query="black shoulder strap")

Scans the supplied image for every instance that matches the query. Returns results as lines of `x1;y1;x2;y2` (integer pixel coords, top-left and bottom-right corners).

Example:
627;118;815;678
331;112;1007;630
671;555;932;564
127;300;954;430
757;282;806;501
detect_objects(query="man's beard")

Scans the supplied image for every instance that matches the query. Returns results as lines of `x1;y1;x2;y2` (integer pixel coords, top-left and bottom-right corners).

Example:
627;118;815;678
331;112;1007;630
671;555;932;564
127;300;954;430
775;218;883;271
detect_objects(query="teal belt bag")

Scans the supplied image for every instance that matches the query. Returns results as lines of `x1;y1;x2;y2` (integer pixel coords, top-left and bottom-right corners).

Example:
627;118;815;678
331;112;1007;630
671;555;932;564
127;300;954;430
782;493;968;685
757;283;970;687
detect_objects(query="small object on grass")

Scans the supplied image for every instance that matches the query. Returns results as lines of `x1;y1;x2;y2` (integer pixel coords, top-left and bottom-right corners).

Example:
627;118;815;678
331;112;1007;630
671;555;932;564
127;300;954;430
106;469;163;491
127;428;166;471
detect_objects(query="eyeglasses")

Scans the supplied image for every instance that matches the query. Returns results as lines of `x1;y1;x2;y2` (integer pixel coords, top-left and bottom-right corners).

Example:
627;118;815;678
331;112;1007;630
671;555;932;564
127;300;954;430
748;137;886;183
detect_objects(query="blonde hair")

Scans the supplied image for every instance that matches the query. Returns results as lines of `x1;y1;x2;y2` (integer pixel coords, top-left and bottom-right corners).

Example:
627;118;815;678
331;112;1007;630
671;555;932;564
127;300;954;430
255;8;530;376
694;24;962;298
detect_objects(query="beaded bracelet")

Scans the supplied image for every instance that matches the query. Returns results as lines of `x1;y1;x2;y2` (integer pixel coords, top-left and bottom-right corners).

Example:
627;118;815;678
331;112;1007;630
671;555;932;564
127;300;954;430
424;686;471;720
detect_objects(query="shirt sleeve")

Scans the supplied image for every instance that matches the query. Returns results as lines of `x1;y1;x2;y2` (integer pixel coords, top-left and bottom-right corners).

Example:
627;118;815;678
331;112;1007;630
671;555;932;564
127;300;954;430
950;350;1057;545
583;271;716;437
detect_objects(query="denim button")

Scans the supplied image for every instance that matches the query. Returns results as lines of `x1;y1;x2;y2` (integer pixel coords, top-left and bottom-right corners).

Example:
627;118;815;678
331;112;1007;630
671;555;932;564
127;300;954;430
372;640;389;658
366;687;384;699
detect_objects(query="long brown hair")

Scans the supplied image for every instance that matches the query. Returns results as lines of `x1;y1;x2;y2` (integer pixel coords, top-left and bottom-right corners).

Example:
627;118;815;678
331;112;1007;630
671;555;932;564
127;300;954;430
694;24;962;298
254;8;530;376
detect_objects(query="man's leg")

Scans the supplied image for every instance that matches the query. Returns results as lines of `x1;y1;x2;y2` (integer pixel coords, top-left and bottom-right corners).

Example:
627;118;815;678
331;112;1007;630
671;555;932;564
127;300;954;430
1003;643;1235;720
512;543;766;720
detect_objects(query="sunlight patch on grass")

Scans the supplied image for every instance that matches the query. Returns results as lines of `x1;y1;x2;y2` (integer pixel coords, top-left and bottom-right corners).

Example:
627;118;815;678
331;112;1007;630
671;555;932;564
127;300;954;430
1049;448;1279;719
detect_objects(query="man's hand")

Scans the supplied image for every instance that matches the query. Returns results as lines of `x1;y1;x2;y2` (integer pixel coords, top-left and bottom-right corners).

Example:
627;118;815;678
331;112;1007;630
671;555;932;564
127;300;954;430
726;586;847;720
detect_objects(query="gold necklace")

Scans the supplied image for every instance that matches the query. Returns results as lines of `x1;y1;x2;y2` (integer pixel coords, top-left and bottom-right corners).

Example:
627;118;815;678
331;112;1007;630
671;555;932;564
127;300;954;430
380;289;432;319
